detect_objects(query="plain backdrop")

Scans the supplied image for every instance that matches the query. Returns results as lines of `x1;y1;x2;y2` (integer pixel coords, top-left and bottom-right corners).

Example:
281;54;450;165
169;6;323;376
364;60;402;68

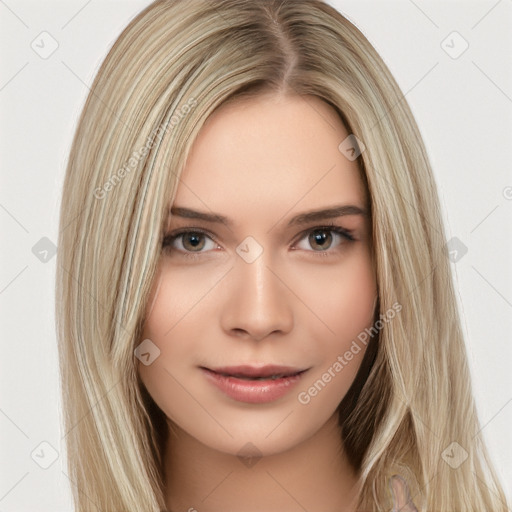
1;1;511;510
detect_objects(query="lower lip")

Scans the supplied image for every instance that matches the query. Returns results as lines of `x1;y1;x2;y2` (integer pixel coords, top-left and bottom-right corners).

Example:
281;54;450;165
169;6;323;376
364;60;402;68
201;368;306;404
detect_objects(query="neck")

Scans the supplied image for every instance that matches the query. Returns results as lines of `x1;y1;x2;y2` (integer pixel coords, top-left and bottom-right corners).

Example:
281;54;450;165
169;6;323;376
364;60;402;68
163;412;362;512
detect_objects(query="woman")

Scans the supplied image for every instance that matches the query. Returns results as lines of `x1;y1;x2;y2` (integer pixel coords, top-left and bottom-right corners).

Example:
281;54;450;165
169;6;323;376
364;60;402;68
55;0;509;510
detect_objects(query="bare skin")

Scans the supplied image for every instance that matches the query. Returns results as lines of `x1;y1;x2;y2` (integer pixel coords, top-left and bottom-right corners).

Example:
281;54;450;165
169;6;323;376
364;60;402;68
139;93;379;511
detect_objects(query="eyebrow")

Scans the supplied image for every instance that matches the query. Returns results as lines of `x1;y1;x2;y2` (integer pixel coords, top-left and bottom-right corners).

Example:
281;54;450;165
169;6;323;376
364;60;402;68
168;203;368;228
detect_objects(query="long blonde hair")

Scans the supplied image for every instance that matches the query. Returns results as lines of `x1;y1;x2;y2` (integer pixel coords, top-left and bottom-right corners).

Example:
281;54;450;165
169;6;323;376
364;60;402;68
55;0;509;510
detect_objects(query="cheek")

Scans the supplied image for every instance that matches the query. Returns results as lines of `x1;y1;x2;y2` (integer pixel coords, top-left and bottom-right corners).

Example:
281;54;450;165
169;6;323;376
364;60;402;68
333;252;377;341
294;247;377;344
141;262;221;343
331;262;376;378
137;267;205;408
293;247;376;395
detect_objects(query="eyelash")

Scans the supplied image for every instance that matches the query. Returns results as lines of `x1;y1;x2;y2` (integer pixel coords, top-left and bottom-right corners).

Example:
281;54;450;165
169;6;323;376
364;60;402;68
161;223;355;261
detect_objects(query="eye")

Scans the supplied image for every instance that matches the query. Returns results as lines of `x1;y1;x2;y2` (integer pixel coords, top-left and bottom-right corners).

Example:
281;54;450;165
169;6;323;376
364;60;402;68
162;224;355;259
162;229;218;258
293;224;355;254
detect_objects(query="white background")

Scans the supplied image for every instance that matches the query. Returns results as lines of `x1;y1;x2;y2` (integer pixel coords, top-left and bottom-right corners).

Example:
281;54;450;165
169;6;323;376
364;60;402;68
0;1;511;510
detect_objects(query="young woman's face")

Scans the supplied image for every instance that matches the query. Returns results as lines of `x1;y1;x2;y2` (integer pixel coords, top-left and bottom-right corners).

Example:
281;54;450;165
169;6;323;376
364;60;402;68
138;93;377;457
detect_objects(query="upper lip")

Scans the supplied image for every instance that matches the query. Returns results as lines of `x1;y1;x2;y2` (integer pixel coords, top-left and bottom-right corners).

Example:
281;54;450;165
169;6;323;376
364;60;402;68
202;364;307;378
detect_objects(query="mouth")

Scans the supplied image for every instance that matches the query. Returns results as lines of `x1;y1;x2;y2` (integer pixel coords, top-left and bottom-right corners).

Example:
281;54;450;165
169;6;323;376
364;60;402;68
199;364;310;404
201;364;308;380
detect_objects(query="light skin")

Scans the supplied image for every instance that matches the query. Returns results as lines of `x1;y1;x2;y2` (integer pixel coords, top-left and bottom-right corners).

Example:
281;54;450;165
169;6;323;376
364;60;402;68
138;93;380;512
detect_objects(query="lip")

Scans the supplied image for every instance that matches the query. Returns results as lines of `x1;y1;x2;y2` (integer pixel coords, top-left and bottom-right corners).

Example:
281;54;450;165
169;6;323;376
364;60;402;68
200;365;309;404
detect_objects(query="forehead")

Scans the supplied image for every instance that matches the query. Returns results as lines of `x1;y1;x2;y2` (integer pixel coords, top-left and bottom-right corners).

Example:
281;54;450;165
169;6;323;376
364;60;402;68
173;94;366;217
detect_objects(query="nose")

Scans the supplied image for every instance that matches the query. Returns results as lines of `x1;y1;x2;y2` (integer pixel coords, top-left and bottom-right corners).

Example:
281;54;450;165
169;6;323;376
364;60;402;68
219;249;294;341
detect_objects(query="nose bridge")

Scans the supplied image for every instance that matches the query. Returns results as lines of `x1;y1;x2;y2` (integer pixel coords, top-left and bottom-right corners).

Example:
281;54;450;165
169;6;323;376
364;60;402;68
248;253;279;305
237;247;283;313
221;243;293;338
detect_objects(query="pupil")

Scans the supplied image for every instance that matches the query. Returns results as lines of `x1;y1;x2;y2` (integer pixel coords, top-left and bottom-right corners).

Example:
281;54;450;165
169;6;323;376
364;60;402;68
184;233;204;251
310;230;332;250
